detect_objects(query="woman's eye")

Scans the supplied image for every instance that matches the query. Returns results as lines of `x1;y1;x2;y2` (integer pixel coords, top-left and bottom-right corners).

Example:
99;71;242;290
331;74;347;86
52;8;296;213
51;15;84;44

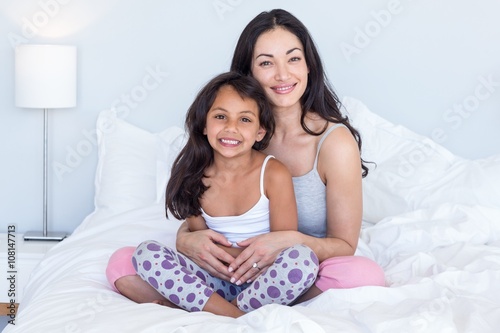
290;56;301;62
259;60;272;67
214;114;225;119
241;117;251;123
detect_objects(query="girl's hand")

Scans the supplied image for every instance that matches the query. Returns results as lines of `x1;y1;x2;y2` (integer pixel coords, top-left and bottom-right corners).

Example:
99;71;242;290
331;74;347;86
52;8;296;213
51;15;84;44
228;231;298;285
176;222;235;281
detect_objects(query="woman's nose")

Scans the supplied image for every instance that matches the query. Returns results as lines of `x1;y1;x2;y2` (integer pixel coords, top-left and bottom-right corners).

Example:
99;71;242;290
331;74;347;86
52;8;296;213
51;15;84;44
275;62;291;81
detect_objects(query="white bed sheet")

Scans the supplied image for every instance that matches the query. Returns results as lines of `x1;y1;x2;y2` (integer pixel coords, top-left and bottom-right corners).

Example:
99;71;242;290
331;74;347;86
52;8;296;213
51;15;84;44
4;97;500;332
4;202;500;332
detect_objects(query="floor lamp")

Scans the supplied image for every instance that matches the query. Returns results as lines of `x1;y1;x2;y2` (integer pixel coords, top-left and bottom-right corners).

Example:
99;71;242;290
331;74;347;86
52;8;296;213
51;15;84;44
15;44;77;241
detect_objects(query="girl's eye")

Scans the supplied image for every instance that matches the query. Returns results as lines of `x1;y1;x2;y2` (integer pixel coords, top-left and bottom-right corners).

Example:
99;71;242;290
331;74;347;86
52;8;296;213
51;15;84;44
241;117;251;123
259;60;272;67
290;56;301;62
214;114;225;120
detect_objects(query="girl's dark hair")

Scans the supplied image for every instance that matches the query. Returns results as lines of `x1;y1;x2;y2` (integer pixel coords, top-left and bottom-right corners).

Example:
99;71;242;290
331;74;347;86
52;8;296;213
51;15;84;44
165;72;274;220
230;8;370;177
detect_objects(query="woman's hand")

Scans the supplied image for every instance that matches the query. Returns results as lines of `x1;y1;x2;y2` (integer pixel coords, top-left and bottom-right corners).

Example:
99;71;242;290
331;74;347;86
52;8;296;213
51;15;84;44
176;222;235;281
228;231;299;285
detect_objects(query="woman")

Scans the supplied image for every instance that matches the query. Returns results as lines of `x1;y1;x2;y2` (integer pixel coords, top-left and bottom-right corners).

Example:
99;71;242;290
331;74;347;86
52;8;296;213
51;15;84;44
175;9;385;302
107;8;384;305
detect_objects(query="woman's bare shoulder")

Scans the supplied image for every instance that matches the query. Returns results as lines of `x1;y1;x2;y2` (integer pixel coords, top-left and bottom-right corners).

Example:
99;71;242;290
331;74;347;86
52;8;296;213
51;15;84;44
318;124;361;178
324;122;357;149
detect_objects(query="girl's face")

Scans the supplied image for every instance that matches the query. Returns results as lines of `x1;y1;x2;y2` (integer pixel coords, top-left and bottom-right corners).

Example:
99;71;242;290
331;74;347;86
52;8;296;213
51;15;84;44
251;27;309;112
204;85;266;158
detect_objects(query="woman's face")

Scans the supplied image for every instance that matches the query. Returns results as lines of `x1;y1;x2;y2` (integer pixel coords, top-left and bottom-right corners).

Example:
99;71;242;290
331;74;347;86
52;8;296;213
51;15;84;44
251;27;308;112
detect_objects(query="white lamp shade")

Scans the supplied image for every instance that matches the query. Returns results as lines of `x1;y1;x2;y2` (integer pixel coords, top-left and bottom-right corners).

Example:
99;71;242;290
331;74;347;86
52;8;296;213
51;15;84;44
15;44;77;109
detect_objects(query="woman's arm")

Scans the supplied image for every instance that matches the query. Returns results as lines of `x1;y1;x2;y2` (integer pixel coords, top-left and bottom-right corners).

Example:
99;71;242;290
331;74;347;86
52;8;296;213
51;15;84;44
313;125;362;259
275;126;362;262
227;231;301;284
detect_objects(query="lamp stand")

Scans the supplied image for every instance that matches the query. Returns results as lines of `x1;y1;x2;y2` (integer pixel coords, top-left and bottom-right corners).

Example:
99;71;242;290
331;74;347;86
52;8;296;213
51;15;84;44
24;108;67;241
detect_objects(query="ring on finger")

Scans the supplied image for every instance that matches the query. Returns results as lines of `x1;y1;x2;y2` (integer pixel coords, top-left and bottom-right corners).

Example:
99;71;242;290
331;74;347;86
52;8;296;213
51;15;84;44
252;262;260;270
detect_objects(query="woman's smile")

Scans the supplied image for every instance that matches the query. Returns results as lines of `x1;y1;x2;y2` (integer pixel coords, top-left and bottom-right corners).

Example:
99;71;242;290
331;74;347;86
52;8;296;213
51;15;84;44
271;83;297;94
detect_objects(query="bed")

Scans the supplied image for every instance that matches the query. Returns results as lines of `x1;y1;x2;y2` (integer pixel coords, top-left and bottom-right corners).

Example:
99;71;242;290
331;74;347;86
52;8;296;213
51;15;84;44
4;97;500;333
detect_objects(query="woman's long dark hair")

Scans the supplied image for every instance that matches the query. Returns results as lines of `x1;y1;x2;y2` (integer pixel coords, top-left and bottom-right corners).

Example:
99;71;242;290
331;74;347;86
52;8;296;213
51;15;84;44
165;72;275;220
231;9;370;177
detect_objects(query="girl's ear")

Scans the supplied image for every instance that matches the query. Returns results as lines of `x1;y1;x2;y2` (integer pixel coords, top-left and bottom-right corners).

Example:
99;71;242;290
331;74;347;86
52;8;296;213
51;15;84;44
256;127;266;142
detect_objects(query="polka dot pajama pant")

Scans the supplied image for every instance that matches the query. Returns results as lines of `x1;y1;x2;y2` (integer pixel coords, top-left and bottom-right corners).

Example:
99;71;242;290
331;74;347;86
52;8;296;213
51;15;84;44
132;240;319;313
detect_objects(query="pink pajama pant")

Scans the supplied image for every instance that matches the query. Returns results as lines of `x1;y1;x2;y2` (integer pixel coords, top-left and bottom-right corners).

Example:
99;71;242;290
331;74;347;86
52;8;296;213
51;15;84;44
314;255;385;291
106;247;385;293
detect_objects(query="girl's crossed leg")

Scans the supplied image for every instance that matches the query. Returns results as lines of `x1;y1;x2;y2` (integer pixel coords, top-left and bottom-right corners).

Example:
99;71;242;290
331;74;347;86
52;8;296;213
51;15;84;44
132;240;318;314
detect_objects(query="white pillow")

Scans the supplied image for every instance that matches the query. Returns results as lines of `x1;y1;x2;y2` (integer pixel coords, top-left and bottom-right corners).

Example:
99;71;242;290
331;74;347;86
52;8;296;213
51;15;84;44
156;127;187;203
343;97;500;223
94;109;184;215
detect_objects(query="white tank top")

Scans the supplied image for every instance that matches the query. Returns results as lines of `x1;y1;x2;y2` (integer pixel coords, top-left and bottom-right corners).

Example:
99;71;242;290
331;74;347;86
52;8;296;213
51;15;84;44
201;155;274;247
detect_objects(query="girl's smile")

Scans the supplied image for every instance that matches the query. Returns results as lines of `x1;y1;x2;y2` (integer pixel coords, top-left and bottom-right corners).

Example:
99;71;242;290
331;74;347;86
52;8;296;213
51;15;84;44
219;138;241;147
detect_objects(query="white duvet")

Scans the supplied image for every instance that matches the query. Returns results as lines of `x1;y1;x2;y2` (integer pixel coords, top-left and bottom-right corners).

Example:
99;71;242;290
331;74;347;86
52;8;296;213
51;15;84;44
4;98;500;333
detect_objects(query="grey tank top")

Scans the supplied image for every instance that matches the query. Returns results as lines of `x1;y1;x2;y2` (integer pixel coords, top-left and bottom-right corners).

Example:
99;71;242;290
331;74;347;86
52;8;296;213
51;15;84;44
292;124;346;238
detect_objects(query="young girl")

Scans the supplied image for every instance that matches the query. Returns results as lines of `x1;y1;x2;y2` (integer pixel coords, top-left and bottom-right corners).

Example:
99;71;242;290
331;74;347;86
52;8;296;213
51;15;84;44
131;72;318;318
